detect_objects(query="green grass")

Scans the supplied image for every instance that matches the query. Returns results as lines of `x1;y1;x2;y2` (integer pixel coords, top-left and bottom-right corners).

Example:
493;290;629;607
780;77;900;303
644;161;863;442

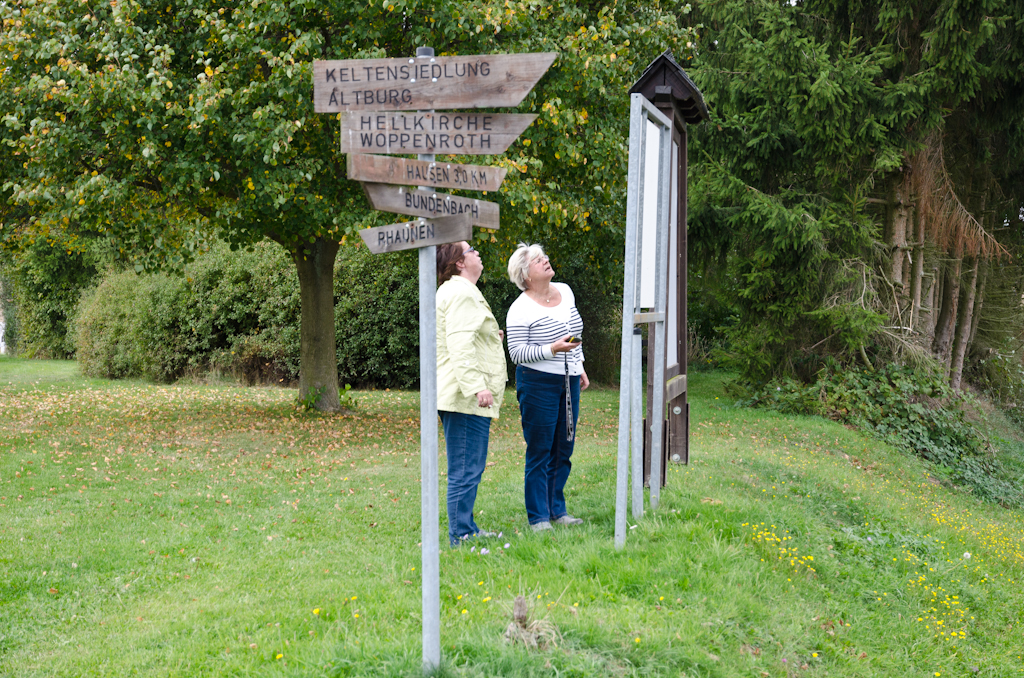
2;355;1024;676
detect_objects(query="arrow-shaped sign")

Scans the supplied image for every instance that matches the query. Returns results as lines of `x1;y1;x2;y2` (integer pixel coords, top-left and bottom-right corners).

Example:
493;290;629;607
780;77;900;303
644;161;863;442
362;183;500;230
358;214;473;254
340;112;536;156
348;154;507;192
313;52;557;112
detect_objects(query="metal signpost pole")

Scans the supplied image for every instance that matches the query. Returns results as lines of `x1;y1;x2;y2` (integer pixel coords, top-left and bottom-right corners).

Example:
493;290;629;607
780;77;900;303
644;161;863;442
315;46;553;656
615;94;646;548
631;99;649;522
648;119;672;512
630;327;644;519
416;45;441;674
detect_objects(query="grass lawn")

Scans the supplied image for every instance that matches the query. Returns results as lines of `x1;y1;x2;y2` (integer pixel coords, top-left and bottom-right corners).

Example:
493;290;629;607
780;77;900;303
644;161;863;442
2;354;1024;677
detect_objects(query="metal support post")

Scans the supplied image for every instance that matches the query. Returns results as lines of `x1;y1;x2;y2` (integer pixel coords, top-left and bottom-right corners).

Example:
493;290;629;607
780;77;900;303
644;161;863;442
614;94;646;549
416;45;441;676
630;327;644;519
648;119;672;512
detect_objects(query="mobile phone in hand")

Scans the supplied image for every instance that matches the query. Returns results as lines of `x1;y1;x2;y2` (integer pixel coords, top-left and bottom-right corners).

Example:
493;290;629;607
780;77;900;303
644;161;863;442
567;336;582;344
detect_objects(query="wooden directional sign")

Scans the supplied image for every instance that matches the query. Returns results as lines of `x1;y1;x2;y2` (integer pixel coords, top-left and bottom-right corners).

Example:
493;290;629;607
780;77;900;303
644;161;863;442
363;183;500;230
313;53;557;112
358;214;472;254
348;154;507;193
340;112;536;156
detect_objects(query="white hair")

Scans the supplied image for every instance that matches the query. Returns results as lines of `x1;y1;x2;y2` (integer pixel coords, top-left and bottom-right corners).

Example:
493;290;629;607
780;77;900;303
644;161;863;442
507;243;547;291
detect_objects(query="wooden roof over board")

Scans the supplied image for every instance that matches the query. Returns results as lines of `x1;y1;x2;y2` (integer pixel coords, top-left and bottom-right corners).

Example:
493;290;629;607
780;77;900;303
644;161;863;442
629;50;709;125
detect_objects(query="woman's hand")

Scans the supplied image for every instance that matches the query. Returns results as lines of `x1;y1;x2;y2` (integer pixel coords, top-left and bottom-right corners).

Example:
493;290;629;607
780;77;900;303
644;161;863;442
476;389;494;408
580;370;590;391
550;336;581;355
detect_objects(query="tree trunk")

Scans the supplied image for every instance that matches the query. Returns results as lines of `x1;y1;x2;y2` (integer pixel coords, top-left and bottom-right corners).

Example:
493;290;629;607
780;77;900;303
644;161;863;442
918;270;933;336
931;257;962;366
949;257;978;390
292;237;342;411
893;203;909;293
909;204;925;331
922;263;941;343
885;179;910;294
968;260;988;346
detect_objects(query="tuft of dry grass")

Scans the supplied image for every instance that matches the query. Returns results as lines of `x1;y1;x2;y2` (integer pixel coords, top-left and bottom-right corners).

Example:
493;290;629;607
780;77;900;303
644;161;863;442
503;595;561;650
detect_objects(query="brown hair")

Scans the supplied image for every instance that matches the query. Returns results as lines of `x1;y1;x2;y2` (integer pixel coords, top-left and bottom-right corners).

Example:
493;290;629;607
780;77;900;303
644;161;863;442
436;243;465;285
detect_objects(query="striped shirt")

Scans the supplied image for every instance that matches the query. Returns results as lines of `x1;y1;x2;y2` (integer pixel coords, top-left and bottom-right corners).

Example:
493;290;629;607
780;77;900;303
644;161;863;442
506;282;585;376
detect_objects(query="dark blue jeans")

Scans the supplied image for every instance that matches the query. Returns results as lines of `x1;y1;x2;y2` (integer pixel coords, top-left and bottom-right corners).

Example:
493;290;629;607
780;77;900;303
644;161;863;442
439;410;491;546
516;365;580;525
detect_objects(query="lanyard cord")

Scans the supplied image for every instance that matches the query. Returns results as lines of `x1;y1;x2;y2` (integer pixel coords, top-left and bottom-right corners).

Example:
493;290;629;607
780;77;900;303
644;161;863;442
564;352;575;442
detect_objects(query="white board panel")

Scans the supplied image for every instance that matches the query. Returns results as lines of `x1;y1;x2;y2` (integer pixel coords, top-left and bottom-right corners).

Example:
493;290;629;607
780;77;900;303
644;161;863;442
639;119;661;309
667;140;679;367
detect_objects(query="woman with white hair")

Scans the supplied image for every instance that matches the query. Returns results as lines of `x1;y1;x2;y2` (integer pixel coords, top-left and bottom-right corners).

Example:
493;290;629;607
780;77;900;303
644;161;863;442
506;243;589;532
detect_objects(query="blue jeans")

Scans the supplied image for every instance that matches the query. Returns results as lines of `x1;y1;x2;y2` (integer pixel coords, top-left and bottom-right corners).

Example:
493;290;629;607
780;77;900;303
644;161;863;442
516;365;580;525
439;410;491;545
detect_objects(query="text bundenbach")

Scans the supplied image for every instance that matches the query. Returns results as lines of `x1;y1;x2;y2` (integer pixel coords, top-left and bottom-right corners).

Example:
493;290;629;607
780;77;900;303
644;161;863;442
405;192;480;219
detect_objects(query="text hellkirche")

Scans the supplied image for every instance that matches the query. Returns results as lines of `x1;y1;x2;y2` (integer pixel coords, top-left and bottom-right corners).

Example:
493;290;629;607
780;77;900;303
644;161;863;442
356;114;496;152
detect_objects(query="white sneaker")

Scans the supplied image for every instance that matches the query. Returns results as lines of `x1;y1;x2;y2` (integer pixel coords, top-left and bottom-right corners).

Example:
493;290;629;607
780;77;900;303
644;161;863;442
553;514;584;526
530;521;553;532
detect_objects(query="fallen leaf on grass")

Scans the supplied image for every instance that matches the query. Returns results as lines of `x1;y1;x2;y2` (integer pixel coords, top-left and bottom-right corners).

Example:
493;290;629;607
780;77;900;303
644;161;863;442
48;588;58;594
701;497;723;505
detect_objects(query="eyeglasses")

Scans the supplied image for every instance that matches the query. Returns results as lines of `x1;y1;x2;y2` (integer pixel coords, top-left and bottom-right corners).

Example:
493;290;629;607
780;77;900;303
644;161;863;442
463;246;476;255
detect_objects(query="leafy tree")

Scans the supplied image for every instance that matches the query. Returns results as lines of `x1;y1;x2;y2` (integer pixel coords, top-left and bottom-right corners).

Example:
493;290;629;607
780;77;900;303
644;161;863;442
2;0;698;406
686;0;1024;384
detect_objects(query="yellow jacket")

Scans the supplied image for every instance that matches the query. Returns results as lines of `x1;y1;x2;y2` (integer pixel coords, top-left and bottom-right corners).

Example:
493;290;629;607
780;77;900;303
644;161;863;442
436;275;507;418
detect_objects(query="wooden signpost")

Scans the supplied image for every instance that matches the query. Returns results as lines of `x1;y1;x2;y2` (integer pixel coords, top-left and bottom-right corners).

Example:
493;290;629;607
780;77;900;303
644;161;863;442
358;215;473;255
313;53;557;112
362;182;501;230
347;154;508;192
340;112;536;155
314;48;554;673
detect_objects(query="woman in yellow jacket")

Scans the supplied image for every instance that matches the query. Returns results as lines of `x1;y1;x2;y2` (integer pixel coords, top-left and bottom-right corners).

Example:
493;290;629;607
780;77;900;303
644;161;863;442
436;241;507;545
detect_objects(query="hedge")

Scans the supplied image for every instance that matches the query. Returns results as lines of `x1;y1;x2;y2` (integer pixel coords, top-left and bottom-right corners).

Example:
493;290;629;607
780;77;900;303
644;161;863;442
75;240;621;387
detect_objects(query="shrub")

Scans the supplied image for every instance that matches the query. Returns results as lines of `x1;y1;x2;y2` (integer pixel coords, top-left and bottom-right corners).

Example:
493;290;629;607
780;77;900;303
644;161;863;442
76;242;302;382
175;241;301;383
967;341;1024;428
75;270;171;379
0;271;18;354
334;245;420;388
742;364;1023;507
7;237;99;358
73;238;626;388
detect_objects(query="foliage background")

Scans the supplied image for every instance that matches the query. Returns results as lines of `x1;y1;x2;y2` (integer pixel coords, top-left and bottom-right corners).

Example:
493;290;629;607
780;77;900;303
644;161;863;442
0;0;704;391
72;238;623;387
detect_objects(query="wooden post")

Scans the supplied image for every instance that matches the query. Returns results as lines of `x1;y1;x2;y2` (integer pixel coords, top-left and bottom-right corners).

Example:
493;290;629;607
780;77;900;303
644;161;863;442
669;120;689;466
